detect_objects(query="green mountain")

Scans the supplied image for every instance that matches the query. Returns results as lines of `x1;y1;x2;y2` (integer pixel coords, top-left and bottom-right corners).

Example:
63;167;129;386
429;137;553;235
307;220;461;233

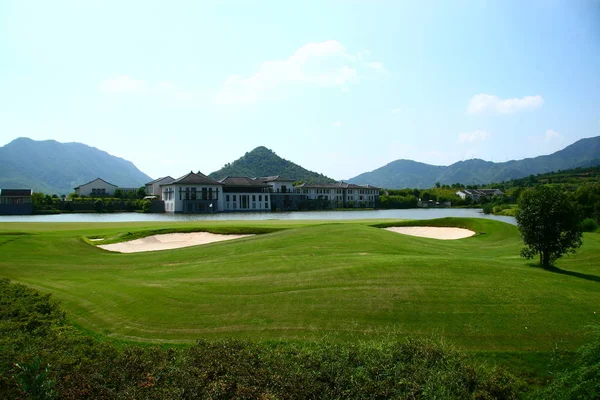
348;136;600;189
209;146;336;184
0;138;152;194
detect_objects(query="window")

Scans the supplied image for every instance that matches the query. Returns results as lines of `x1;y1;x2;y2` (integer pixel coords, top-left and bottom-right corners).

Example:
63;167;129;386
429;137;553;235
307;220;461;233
233;195;237;201
191;187;197;200
252;195;256;201
259;195;262;201
202;188;207;200
226;195;230;202
252;203;256;208
265;202;269;209
209;188;213;200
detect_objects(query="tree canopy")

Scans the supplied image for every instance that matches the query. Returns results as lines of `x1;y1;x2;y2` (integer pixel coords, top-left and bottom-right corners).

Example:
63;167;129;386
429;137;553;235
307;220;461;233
515;186;582;268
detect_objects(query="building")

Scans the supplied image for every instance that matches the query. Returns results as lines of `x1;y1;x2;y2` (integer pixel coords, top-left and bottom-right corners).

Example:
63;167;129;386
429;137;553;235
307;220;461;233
74;178;118;197
159;171;380;214
456;189;504;201
296;182;380;208
161;171;224;213
219;176;272;211
0;189;33;215
145;176;175;199
254;176;306;210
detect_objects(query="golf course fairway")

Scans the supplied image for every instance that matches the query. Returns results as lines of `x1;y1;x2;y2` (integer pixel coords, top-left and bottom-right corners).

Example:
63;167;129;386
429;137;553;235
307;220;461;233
1;217;598;375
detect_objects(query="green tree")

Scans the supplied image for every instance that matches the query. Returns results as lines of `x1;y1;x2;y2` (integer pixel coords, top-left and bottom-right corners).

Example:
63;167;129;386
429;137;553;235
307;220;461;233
114;188;123;198
137;187;146;199
515;186;583;268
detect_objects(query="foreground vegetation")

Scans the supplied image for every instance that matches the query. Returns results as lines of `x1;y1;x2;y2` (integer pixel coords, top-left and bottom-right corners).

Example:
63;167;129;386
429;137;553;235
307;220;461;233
1;279;526;399
0;217;599;393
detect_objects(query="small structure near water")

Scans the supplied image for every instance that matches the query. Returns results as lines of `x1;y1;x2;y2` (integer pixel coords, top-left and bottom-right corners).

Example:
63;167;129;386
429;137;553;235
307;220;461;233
0;189;33;215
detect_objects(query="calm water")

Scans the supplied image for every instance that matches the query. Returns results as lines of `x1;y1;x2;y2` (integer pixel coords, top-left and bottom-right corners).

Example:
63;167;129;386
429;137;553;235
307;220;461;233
0;208;516;225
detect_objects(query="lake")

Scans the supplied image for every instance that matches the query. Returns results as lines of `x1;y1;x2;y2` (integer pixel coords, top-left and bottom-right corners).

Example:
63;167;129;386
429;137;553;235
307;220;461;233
0;208;517;225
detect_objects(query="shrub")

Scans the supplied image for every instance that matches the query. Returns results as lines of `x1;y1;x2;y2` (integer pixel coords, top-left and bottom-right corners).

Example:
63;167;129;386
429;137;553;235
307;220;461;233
482;203;494;214
581;218;598;232
93;199;104;212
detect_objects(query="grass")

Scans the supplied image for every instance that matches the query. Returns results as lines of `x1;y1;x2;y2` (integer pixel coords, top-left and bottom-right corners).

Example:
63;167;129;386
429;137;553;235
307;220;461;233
0;217;598;379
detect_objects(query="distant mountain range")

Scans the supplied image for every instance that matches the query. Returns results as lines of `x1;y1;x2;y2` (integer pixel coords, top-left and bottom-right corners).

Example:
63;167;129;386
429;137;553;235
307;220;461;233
347;136;600;189
2;136;598;195
0;138;152;194
208;146;336;184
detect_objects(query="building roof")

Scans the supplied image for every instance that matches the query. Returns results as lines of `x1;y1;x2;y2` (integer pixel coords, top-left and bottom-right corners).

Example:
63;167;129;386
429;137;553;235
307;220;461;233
459;189;503;196
0;189;32;197
74;178;118;190
295;182;380;190
219;176;269;187
255;175;295;183
162;171;223;186
145;176;174;185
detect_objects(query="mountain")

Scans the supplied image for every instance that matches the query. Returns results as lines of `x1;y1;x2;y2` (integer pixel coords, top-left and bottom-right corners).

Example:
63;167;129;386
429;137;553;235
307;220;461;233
348;136;600;189
0;138;152;194
209;146;336;184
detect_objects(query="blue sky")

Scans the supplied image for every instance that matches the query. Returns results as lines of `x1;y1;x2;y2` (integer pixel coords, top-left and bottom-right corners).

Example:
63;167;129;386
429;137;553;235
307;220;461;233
1;0;599;180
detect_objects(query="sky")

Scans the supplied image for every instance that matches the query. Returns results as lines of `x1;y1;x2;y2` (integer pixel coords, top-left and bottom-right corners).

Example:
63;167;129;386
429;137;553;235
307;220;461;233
1;0;599;181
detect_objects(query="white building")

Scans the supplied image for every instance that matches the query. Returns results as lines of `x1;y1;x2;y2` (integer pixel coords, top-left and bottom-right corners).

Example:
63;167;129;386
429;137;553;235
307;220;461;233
74;178;118;197
456;189;504;201
295;182;380;208
219;176;271;211
161;171;224;213
145;176;175;199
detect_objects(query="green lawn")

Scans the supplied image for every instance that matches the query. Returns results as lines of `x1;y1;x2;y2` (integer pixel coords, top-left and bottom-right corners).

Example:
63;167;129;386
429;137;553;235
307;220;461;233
1;217;598;375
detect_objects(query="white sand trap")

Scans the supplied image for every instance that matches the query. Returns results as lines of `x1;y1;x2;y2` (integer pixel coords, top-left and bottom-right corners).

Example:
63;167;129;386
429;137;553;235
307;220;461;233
98;232;253;253
384;226;475;240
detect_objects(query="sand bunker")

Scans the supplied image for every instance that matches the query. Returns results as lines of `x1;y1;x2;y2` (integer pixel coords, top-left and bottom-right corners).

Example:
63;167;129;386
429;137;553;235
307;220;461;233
98;232;253;253
384;226;475;240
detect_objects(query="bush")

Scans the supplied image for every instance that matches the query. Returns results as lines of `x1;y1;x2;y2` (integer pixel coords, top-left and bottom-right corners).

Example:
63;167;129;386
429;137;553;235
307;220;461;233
581;218;598;232
535;325;600;399
93;199;104;212
482;203;494;214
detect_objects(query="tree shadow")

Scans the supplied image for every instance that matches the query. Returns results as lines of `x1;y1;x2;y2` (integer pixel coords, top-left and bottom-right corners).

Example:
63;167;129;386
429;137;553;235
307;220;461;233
527;263;600;283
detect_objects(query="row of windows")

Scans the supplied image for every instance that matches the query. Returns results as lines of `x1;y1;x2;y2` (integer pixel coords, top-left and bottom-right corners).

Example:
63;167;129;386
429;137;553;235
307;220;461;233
91;188;107;195
0;197;30;205
226;194;269;202
226;202;269;210
303;189;378;195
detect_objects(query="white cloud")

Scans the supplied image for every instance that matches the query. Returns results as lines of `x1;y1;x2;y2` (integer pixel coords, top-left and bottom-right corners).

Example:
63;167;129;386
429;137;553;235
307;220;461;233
544;129;562;141
467;94;544;115
332;121;343;128
458;130;491;143
214;40;384;105
99;76;147;93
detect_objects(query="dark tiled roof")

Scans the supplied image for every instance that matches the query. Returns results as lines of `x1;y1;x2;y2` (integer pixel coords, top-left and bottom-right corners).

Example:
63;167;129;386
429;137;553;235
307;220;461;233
219;176;269;187
145;176;174;185
164;171;223;186
296;182;379;190
296;182;345;189
255;176;295;182
74;178;118;190
0;189;32;197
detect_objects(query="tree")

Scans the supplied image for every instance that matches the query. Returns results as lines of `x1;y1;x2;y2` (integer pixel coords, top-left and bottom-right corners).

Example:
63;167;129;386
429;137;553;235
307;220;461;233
114;189;123;199
137;187;146;199
515;186;582;268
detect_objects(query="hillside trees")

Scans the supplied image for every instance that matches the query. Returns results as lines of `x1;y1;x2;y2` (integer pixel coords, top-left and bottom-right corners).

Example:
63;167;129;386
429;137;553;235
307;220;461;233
515;186;583;268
